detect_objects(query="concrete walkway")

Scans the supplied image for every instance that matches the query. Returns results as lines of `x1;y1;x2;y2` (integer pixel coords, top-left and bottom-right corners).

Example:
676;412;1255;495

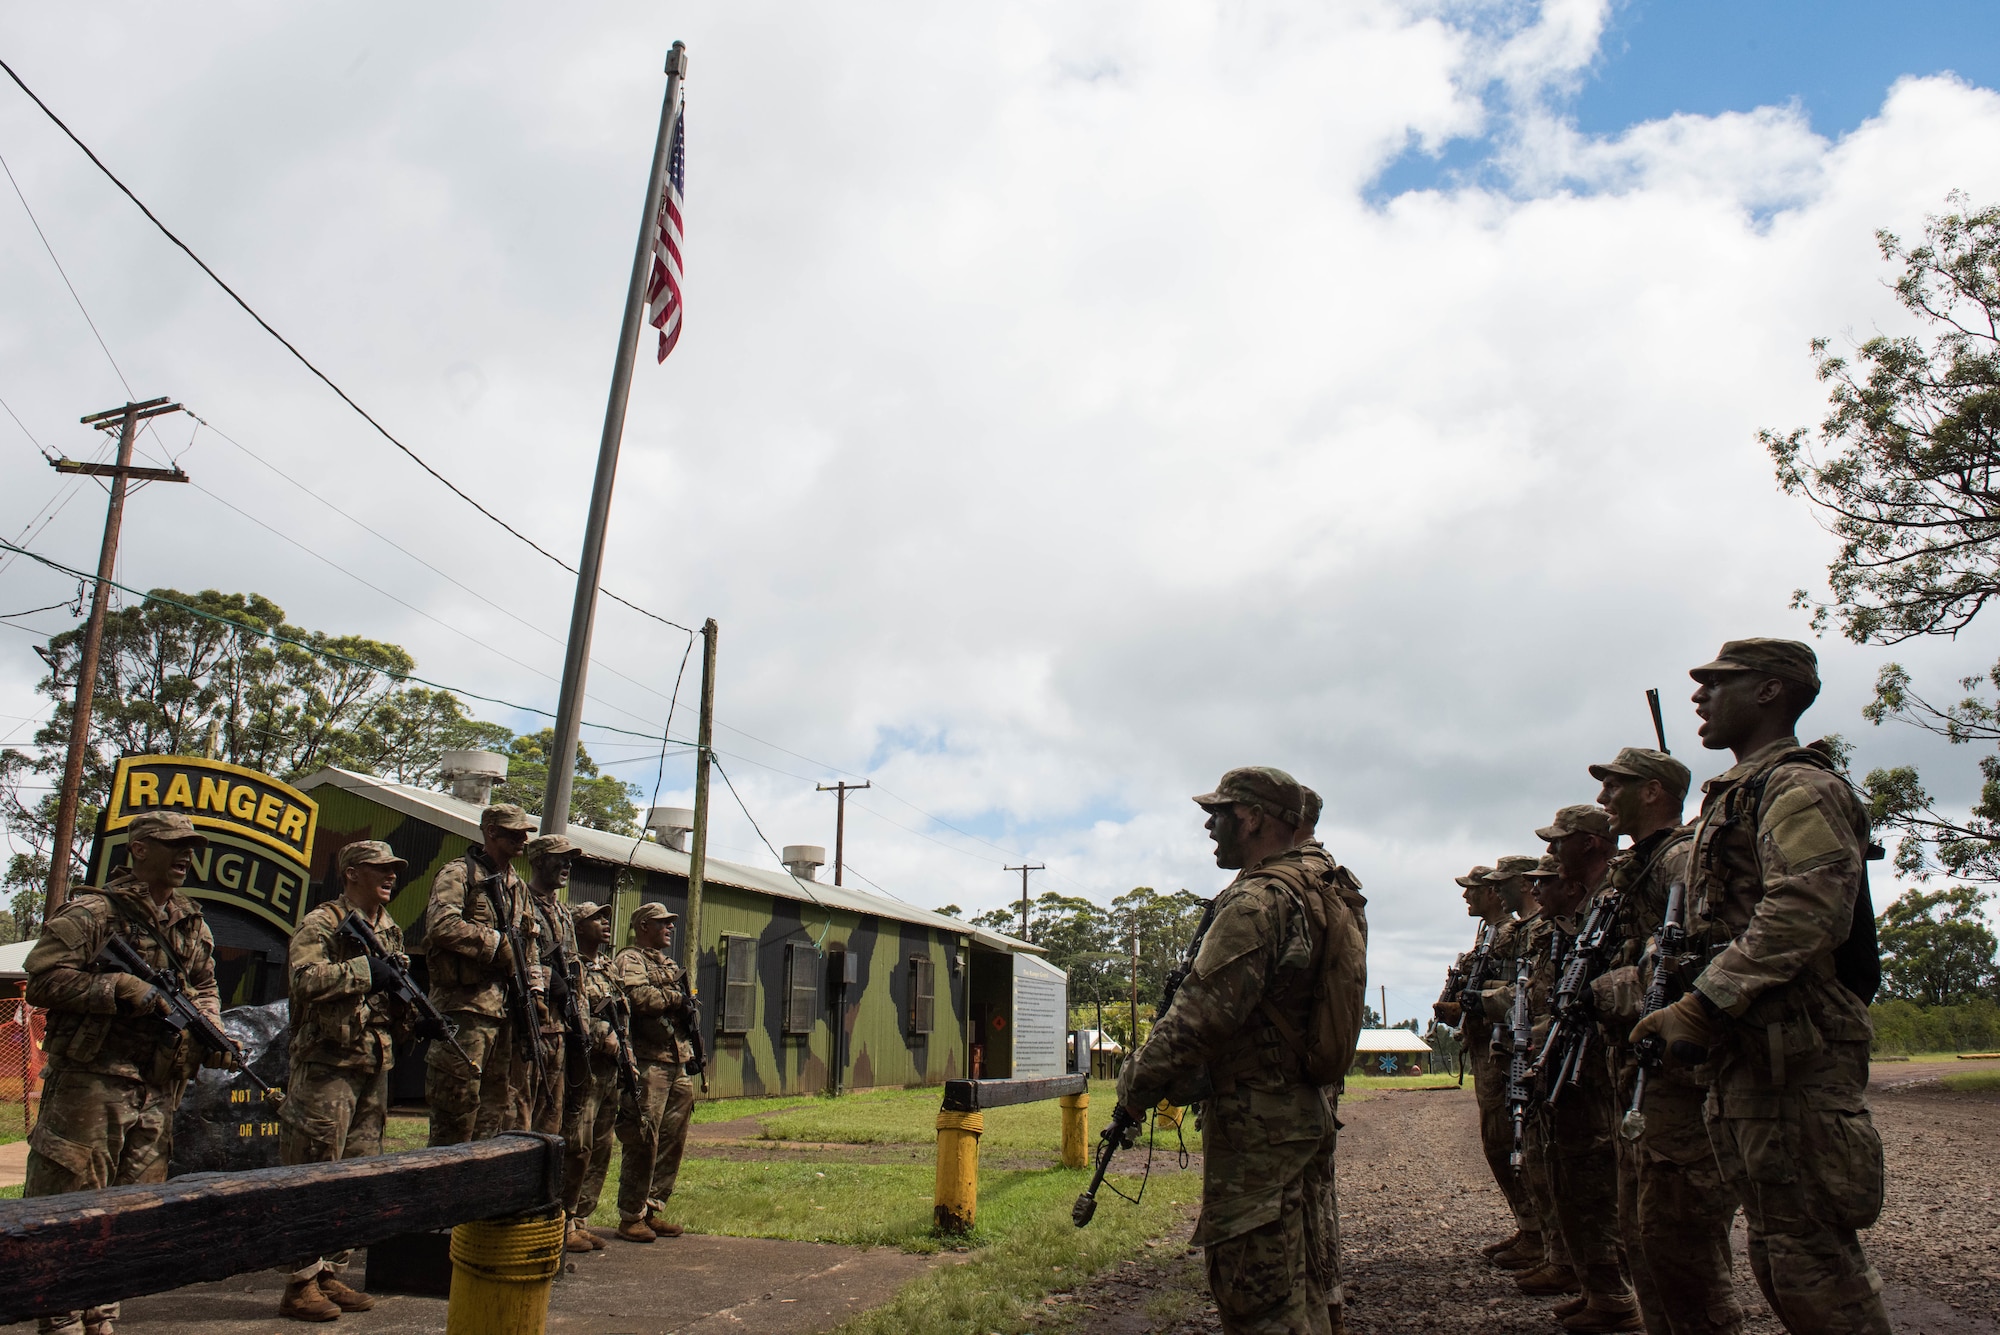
3;1232;945;1335
0;1141;27;1189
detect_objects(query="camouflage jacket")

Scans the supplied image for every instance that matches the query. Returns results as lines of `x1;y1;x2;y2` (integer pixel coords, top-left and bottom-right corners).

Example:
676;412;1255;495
1456;914;1509;1044
527;889;577;1037
576;947;622;1061
1589;828;1691;1046
1117;846;1344;1249
613;945;692;1065
1475;911;1538;1024
1689;736;1874;1053
424;848;541;1020
287;900;407;1072
26;873;219;1085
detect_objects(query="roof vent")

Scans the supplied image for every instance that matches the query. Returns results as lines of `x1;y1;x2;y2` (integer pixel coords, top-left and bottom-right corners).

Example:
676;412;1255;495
646;806;696;852
440;750;508;806
781;844;826;881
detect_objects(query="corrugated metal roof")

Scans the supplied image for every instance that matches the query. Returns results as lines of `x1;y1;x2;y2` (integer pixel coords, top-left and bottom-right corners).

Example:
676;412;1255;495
1354;1028;1435;1053
294;767;1039;956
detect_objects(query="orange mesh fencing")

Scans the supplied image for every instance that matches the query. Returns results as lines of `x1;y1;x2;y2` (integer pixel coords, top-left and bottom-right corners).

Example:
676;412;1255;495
0;999;46;1137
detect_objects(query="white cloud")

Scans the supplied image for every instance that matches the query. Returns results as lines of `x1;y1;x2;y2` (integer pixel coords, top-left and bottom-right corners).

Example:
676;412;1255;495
3;2;1999;1015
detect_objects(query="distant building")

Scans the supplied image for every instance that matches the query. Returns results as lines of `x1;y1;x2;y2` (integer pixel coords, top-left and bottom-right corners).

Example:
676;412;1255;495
1352;1027;1435;1076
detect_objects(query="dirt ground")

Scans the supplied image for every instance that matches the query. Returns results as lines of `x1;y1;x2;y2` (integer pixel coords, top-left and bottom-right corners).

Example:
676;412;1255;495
1060;1074;2000;1335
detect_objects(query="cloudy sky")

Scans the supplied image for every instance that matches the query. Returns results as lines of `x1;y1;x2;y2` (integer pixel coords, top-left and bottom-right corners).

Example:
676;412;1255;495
5;1;2000;1021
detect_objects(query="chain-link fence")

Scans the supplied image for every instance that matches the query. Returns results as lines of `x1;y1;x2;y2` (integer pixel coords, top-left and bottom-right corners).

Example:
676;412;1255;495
0;997;46;1138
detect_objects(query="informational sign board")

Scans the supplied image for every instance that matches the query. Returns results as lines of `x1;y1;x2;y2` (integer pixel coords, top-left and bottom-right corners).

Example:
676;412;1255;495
1011;951;1068;1078
89;755;319;935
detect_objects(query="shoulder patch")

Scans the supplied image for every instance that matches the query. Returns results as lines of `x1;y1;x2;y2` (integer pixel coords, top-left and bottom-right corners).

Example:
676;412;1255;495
1763;782;1849;873
1191;888;1270;978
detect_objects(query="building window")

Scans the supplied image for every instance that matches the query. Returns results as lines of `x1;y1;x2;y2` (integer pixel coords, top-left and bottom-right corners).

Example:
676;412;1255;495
909;955;935;1034
721;935;756;1033
783;944;818;1035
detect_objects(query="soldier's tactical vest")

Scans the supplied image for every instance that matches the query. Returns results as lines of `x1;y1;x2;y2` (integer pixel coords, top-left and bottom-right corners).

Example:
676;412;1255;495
42;890;207;1083
1225;855;1369;1089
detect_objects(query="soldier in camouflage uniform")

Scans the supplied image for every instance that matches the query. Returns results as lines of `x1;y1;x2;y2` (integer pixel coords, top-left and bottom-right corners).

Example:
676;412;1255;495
1634;640;1891;1335
524;834;581;1137
424;803;543;1146
612;902;697;1243
1434;862;1536;1266
1118;767;1365;1335
1590;748;1743;1335
23;811;229;1335
1528;806;1638;1333
1474;856;1563;1279
561;900;622;1252
276;840;410;1322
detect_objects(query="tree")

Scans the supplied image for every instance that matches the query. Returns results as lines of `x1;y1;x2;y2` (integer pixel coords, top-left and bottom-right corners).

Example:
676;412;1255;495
1876;886;1999;1007
489;729;640;836
1767;195;2000;879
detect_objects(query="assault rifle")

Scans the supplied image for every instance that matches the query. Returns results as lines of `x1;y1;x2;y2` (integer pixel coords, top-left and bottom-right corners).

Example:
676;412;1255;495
1527;885;1625;1106
1157;897;1219;1019
1071;1102;1142;1227
682;997;710;1093
1439;920;1496;1025
336;909;471;1068
1621;881;1689;1140
1505;956;1533;1172
94;933;275;1096
475;867;548;1095
601;993;642;1100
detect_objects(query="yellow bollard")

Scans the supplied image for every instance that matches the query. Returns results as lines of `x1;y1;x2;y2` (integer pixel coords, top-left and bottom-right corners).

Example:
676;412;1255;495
1059;1091;1089;1169
445;1206;566;1335
933;1109;985;1234
1154;1099;1183;1130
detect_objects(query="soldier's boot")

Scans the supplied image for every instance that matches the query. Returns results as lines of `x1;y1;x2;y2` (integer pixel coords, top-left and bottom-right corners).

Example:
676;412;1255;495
278;1279;340;1322
1490;1232;1545;1270
81;1308;118;1335
314;1276;375;1313
1558;1299;1643;1333
1515;1262;1581;1296
644;1214;684;1238
34;1315;84;1335
1327;1305;1348;1335
616;1217;657;1244
1553;1296;1588;1320
1480;1230;1525;1258
565;1218;597;1253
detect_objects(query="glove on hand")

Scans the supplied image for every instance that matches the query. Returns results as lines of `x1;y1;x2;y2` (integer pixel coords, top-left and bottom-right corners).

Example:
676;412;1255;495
1630;990;1726;1064
112;972;164;1015
364;954;397;995
1433;1001;1463;1025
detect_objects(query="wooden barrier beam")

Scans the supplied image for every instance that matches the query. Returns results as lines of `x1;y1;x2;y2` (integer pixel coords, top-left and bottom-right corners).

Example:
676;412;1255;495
0;1132;562;1324
941;1073;1087;1112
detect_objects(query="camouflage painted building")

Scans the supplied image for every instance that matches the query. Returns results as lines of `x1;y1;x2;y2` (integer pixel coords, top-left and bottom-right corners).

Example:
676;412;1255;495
279;767;1051;1101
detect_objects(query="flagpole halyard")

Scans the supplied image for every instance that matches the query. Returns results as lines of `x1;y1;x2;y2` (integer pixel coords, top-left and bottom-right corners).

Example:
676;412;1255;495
542;41;688;835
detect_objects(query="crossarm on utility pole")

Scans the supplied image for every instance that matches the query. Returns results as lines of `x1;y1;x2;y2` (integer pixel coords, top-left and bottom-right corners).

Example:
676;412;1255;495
816;780;871;886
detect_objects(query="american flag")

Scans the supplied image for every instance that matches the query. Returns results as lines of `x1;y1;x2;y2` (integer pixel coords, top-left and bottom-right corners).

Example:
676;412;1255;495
646;103;685;362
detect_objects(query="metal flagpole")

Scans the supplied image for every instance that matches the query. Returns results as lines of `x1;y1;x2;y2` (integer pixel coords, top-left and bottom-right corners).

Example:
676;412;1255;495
542;41;688;835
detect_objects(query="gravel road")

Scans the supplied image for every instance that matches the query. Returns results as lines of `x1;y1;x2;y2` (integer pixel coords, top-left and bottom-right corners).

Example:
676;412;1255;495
1059;1075;2000;1335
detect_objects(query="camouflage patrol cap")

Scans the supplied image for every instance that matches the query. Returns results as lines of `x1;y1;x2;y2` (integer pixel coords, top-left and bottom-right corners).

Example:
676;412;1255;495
1525;854;1561;879
1192;766;1306;828
1536;804;1614;843
568;899;611;921
1299;786;1323;832
630;902;678;925
1454;865;1494;888
1689;639;1820;693
1588;747;1691;802
525;834;578;859
1484;855;1541;881
126;810;207;847
334;840;408;877
481;803;536;831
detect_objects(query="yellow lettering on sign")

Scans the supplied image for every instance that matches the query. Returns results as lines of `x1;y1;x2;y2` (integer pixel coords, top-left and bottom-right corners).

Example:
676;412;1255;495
278;806;306;843
128;773;159;807
198;777;230;813
244;860;265;901
255;793;283;831
216;853;244;891
229;786;257;820
188;847;213;880
271;871;295;916
162;773;193;808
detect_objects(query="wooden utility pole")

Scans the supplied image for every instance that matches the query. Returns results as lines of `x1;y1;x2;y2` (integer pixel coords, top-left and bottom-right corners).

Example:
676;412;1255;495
815;780;870;886
1129;921;1140;1048
542;41;687;837
45;397;185;913
684;618;717;979
1004;862;1044;939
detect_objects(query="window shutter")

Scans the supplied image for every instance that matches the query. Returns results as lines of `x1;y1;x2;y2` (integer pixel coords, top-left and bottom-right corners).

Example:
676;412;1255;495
910;956;935;1034
722;936;756;1033
784;945;818;1035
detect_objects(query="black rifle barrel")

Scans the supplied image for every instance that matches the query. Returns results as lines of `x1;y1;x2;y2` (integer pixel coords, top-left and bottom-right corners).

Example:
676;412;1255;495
337;910;471;1067
97;934;272;1095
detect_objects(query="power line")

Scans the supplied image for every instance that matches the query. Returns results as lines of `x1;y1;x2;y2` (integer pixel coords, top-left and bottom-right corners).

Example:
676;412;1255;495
0;148;131;399
0;54;694;638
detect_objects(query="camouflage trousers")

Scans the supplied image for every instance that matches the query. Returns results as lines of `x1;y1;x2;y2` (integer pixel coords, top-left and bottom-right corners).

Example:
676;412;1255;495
426;1011;532;1146
1707;1037;1889;1335
1541;1073;1631;1307
562;1054;622;1224
1469;1036;1536;1235
1204;1158;1334;1335
615;1059;695;1222
1617;1077;1741;1335
1519;1106;1571;1269
279;1060;390;1281
24;1064;187;1333
1314;1110;1344;1323
532;1030;567;1136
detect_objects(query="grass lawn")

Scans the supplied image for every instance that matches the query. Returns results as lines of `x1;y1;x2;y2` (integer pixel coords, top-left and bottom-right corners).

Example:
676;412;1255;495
1942;1069;2000;1092
0;1100;26;1146
757;1085;1205;1154
1344;1072;1463;1093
